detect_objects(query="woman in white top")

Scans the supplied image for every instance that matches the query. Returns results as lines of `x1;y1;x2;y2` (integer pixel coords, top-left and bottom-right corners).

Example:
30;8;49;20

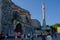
46;33;53;40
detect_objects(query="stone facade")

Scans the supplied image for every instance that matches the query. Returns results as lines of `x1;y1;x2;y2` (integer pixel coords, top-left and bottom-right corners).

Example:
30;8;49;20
0;0;41;36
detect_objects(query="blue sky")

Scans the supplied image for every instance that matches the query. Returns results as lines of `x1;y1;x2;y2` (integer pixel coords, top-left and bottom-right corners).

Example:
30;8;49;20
12;0;60;25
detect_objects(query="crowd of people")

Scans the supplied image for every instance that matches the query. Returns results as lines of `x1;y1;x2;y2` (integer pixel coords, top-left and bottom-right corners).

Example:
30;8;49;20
41;33;53;40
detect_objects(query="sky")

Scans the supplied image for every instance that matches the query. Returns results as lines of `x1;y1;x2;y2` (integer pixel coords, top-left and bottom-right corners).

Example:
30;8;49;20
12;0;60;25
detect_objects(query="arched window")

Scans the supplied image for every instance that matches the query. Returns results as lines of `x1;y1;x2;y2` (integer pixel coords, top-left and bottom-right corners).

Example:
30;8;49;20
13;11;18;19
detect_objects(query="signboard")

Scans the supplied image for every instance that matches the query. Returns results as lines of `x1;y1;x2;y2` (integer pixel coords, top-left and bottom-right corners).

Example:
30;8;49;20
57;27;60;33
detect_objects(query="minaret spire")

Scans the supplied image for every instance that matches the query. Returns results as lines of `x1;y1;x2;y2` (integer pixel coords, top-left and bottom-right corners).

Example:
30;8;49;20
42;0;46;28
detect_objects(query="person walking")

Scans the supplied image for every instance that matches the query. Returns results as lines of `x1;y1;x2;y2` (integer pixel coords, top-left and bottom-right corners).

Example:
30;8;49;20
46;33;52;40
0;34;2;40
42;33;46;40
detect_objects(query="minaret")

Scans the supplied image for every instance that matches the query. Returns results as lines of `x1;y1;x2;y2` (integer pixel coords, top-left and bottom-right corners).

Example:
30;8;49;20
42;0;46;28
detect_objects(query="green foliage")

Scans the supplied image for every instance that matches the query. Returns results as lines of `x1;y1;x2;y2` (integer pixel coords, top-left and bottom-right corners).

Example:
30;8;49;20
50;23;60;28
50;23;60;33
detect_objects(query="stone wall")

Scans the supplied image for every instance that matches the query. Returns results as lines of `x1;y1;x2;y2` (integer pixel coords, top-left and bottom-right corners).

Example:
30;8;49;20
0;0;41;36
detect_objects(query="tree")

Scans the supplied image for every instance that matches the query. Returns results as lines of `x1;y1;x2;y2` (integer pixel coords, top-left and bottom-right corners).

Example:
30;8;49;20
50;23;60;33
51;23;60;28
